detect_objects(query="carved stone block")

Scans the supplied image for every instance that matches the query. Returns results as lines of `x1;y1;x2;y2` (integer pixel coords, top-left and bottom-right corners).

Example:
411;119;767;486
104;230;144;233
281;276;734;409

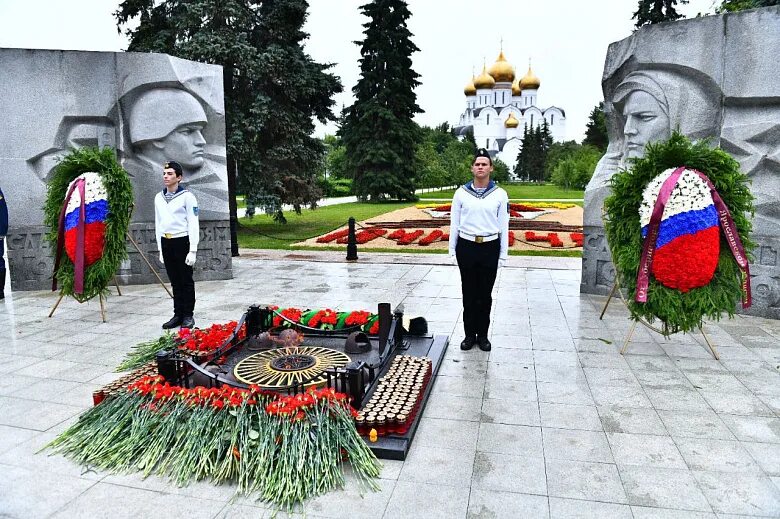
581;7;780;320
0;48;233;291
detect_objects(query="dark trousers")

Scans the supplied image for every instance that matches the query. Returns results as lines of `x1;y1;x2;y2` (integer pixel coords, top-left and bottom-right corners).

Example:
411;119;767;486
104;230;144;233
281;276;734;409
0;237;5;270
161;237;195;317
456;238;500;338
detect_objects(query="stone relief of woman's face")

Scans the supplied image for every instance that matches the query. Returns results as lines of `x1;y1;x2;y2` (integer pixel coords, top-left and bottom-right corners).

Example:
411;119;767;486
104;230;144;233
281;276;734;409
621;90;671;159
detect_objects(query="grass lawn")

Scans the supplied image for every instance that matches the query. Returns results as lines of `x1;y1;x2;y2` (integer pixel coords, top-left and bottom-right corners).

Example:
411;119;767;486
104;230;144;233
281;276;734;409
237;200;582;257
238;201;414;249
417;184;583;200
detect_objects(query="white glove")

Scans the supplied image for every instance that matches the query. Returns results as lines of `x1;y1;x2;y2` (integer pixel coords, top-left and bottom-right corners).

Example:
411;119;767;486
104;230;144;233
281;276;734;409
185;252;197;266
158;251;164;264
449;255;458;266
498;258;506;269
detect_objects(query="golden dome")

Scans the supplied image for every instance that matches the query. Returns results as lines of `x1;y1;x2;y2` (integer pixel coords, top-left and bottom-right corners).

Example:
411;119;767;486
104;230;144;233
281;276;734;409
488;51;515;83
464;76;477;96
504;113;519;128
473;64;496;90
519;65;541;90
512;77;522;96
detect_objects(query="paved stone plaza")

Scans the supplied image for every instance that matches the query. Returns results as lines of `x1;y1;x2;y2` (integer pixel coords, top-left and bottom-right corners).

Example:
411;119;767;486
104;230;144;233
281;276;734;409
2;251;779;518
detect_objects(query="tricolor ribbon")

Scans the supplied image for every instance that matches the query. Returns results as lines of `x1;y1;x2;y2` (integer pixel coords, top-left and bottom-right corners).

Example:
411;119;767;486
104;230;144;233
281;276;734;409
636;167;751;308
52;177;87;294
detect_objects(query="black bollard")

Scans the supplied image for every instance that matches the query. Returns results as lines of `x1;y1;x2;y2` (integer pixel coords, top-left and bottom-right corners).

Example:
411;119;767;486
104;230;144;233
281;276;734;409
346;217;358;261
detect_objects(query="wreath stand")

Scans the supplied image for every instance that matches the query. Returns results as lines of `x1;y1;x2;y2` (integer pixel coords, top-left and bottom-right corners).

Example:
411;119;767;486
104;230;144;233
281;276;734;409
598;277;719;360
49;205;173;322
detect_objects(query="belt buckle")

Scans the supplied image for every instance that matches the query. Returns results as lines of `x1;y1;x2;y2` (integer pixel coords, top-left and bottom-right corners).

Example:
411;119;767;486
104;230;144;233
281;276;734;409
164;233;172;239
475;236;484;243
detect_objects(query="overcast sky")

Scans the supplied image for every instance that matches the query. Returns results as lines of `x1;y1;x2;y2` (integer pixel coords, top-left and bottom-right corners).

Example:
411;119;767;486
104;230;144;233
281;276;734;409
0;0;717;141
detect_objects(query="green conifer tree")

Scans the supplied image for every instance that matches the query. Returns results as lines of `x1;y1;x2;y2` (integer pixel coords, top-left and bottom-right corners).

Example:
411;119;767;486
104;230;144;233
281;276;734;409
339;0;422;201
583;102;609;152
633;0;688;27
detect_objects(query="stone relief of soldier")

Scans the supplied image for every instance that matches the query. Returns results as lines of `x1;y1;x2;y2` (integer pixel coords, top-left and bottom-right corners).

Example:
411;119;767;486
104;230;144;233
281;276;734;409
25;86;228;224
584;69;721;227
119;86;229;223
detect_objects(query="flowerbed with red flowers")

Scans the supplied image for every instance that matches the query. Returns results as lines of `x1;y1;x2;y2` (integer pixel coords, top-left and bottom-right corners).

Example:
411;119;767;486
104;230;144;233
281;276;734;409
270;306;380;334
524;231;564;247
316;228;351;243
46;376;380;510
397;229;425;245
570;232;584;247
336;228;387;244
418;229;444;246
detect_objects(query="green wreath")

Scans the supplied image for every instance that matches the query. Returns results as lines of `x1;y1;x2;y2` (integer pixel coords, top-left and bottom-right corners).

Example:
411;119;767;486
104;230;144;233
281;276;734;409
43;147;134;302
604;133;754;335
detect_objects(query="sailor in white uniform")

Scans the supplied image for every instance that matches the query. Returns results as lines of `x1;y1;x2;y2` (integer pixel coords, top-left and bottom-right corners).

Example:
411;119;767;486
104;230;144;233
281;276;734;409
155;161;200;329
448;148;509;351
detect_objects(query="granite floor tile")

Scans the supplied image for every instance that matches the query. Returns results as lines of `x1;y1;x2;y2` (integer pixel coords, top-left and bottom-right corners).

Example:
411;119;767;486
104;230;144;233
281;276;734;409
413;417;480;451
657;409;735;440
543;428;613;463
548;497;632;519
583;367;640;387
423;393;483;422
545;459;627;503
590;385;653;409
597;406;667;435
644;388;711;412
467;489;548;519
398;445;475;487
486;361;536;382
484;378;537;402
534;364;587;384
720;415;780;443
675;438;762;474
608;432;687;469
480;398;541;427
629;507;716;518
472;451;547;495
537;381;594;406
693;471;780;516
4;463;98;519
306;477;395;518
477;422;543;457
698;390;775;417
539;402;603;431
619;466;712;512
742;442;780;477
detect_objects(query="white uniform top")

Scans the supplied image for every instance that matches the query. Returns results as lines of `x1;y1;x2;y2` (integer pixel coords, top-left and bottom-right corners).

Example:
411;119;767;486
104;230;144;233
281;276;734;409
154;187;200;253
448;182;510;260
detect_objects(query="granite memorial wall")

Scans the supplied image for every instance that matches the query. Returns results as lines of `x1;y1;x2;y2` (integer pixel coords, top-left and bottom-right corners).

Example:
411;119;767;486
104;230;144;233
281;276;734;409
0;48;233;291
581;7;780;319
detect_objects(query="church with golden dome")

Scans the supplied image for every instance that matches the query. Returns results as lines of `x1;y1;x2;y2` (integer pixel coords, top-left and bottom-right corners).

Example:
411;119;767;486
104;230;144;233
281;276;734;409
453;50;566;175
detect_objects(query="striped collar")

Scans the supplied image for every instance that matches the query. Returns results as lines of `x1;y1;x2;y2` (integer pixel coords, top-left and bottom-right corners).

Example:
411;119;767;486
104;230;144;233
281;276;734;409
162;185;187;201
463;180;497;199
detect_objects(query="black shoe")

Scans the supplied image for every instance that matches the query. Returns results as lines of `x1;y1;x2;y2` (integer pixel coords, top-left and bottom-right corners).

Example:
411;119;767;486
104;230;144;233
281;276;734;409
162;315;183;329
460;335;477;350
477;337;492;352
180;316;195;329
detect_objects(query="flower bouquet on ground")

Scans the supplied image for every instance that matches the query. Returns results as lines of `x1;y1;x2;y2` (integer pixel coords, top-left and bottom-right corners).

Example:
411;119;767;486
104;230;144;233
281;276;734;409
45;379;381;511
604;133;754;335
115;321;245;372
